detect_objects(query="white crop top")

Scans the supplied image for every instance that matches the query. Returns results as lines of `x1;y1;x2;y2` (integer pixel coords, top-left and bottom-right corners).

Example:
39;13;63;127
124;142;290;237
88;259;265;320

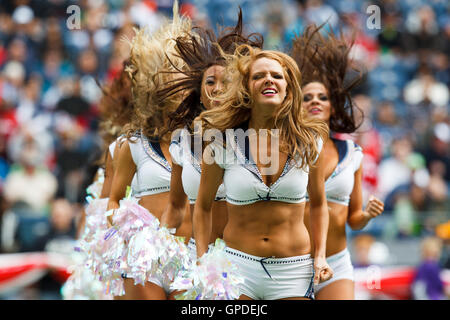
209;123;323;206
108;136;138;194
169;129;226;204
109;140;117;158
306;138;363;206
128;132;171;197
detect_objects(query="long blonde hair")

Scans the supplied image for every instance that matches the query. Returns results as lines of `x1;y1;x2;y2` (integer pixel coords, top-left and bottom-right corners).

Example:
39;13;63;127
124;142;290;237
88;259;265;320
197;45;328;169
124;0;191;141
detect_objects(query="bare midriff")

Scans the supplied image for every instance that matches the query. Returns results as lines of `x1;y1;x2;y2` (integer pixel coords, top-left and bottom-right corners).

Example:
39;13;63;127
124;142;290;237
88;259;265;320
304;201;348;257
190;200;228;244
223;201;310;258
139;192;191;243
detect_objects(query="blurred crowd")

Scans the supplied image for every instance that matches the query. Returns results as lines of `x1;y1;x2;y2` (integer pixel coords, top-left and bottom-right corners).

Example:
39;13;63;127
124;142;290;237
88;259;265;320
0;0;448;299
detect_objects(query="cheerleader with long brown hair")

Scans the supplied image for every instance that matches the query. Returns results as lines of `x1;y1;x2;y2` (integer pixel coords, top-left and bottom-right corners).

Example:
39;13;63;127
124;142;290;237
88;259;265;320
291;25;384;300
191;44;333;300
157;8;264;264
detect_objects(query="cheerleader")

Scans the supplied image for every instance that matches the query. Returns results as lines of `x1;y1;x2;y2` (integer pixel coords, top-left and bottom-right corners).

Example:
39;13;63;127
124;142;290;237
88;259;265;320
192;45;332;300
97;59;136;200
105;1;192;300
291;25;384;300
158;8;264;264
63;60;135;300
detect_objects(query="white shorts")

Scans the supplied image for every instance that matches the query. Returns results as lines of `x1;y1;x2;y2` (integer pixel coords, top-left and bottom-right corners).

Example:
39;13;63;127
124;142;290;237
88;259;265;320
187;238;197;261
314;248;354;293
147;273;173;295
225;247;315;300
122;272;173;295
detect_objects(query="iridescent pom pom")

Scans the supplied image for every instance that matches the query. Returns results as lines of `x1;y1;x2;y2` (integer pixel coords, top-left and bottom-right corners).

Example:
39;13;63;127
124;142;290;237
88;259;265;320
171;239;244;300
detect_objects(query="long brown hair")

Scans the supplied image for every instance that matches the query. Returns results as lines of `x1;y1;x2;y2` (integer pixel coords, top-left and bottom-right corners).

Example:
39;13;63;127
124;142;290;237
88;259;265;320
98;59;133;146
290;24;365;133
156;7;264;134
197;45;328;169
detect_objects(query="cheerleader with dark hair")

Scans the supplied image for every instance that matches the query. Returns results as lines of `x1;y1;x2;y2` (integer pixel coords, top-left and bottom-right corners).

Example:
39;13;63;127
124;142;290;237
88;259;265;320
291;25;384;300
157;7;264;268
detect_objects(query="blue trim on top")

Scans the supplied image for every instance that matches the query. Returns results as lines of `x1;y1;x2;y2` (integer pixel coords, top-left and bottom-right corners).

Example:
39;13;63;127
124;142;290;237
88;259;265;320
331;138;348;165
231;121;295;188
141;133;172;173
328;139;352;180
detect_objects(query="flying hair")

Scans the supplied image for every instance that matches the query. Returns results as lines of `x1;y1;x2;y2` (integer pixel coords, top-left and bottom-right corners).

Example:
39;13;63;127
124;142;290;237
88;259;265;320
156;7;264;134
124;0;192;141
290;24;365;133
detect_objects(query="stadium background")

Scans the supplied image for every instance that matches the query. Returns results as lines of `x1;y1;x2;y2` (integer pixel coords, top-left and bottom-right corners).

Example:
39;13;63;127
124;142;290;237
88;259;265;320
0;0;448;300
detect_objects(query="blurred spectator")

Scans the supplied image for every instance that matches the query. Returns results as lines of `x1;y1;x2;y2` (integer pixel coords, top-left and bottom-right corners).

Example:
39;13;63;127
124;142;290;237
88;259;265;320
345;15;380;71
337;94;383;204
0;74;19;170
303;0;339;31
7;123;54;173
404;64;449;109
377;11;410;52
424;172;449;231
0;0;447;300
411;236;445;300
390;169;428;237
35;197;77;253
405;5;443;53
351;233;375;268
283;1;305;46
436;221;450;270
377;136;425;202
1;60;25;108
3;139;57;215
422;122;450;183
373;100;408;156
20;197;77;299
264;11;284;50
53;113;89;203
430;51;449;86
38;16;65;55
77;49;99;77
39;48;74;94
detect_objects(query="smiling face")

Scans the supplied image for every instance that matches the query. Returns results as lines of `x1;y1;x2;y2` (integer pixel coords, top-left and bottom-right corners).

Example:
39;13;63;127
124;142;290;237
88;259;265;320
248;57;287;110
302;81;332;124
200;65;225;110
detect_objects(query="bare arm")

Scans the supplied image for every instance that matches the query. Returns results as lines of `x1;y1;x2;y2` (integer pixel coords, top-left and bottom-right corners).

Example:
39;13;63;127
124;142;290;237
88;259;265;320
106;140;136;225
160;163;188;229
307;149;332;284
76;208;86;239
193;144;224;257
100;150;114;199
347;164;384;230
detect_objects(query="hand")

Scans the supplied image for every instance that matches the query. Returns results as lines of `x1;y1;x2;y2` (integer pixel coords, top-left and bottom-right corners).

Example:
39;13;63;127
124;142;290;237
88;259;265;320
313;256;333;285
107;216;113;228
365;195;384;219
106;209;115;228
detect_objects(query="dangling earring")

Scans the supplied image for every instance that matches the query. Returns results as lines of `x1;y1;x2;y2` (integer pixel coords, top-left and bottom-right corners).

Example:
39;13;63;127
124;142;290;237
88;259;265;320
200;100;206;111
